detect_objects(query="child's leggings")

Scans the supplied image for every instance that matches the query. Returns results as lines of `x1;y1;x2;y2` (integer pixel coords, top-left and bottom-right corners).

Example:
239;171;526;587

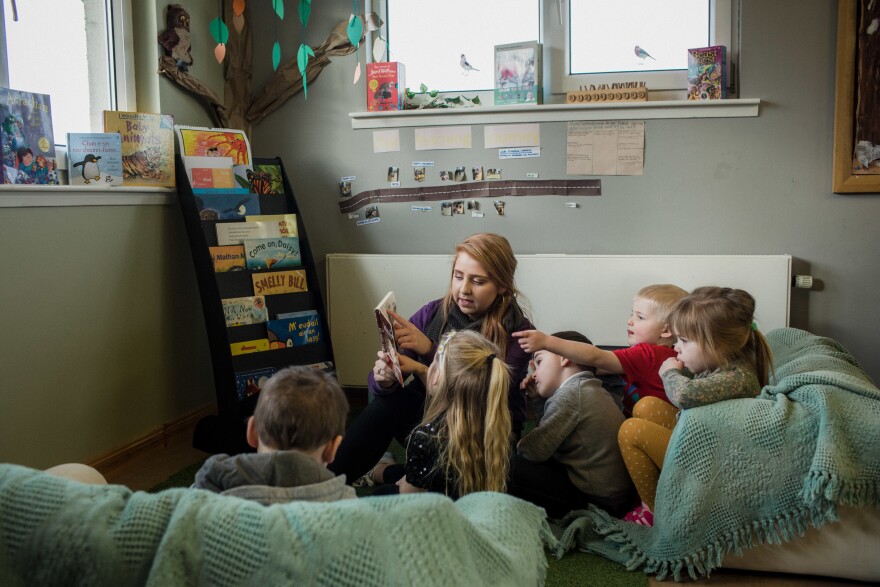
617;396;679;511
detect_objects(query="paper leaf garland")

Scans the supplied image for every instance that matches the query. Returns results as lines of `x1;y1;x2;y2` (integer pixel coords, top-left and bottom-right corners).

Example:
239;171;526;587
297;44;316;98
353;61;361;84
373;37;387;62
232;13;245;33
298;0;311;27
273;0;284;20
347;14;363;48
272;41;281;71
209;17;229;44
215;43;227;63
233;0;246;16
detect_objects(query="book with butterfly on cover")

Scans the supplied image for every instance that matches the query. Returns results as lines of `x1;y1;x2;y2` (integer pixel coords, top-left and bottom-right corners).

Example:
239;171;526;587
375;291;404;386
103;111;175;186
1;87;58;184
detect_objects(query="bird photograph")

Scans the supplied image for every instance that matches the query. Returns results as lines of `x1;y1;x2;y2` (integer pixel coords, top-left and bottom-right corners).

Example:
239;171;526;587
634;45;656;62
460;54;479;75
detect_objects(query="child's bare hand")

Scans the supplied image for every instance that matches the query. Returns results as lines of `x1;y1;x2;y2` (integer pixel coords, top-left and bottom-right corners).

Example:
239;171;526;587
520;373;538;398
512;329;547;353
389;310;433;356
372;351;397;388
659;357;684;375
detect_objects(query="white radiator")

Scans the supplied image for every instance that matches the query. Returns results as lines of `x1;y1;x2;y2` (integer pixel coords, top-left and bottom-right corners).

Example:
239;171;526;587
326;254;792;387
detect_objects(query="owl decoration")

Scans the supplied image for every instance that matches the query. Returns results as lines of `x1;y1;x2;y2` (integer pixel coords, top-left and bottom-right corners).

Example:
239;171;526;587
158;4;193;71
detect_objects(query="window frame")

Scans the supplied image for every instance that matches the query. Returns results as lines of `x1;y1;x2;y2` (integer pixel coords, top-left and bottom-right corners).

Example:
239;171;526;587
545;0;737;96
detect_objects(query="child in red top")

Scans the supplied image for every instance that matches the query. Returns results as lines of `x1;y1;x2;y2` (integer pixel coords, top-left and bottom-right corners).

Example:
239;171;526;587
514;284;687;416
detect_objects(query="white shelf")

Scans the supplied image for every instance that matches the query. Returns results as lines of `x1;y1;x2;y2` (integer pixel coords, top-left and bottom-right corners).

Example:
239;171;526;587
0;185;176;208
349;98;760;129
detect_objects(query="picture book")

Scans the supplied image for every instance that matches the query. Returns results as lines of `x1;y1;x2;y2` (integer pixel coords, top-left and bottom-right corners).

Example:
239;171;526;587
0;88;58;185
196;193;261;220
216;216;296;245
66;133;123;187
251;163;284;194
234;366;277;400
267;311;322;349
494;41;543;106
243;237;302;271
222;295;269;327
174;125;252;167
102;111;175;186
183;155;234;188
375;291;404;386
209;245;246;272
230;338;270;356
366;62;406;111
243;214;298;239
252;269;308;295
687;45;727;100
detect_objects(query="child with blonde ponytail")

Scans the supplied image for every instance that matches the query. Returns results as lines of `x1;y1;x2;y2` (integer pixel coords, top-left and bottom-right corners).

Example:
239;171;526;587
375;329;512;497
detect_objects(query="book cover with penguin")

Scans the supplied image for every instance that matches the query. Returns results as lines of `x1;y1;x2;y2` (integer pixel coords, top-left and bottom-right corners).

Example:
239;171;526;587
67;133;123;186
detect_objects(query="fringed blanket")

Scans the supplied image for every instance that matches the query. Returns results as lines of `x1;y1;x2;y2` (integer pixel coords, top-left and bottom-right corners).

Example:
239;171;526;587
556;327;880;580
0;465;555;586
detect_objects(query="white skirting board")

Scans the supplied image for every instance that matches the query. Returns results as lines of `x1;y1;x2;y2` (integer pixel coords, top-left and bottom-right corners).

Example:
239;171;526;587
326;254;792;388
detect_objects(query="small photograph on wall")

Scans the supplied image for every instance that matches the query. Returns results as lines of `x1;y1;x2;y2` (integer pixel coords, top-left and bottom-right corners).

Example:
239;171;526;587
387;166;399;182
440;170;451;181
467;200;479;211
441;201;453;216
454;166;467;182
472;166;484;181
452;200;464;214
339;180;352;197
365;206;380;219
414;167;426;182
493;200;505;216
487;168;503;180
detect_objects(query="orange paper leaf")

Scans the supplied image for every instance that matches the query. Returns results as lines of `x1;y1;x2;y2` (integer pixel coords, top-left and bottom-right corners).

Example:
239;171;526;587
215;43;227;63
233;0;246;16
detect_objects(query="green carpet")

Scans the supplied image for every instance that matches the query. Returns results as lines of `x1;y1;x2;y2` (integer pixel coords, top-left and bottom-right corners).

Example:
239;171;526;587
150;455;645;586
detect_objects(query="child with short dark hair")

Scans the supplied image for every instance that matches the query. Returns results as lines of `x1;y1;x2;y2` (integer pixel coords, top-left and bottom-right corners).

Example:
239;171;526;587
193;366;355;504
509;331;636;518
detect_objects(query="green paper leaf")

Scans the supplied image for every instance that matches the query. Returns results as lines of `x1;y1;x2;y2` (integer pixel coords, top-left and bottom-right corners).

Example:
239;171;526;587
297;43;315;76
298;0;311;26
347;14;363;48
209;17;229;44
419;83;428;93
472;96;481;105
272;41;281;71
273;0;285;20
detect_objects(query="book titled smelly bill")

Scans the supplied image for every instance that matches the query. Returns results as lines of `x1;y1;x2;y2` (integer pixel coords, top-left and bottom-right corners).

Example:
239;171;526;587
243;237;301;271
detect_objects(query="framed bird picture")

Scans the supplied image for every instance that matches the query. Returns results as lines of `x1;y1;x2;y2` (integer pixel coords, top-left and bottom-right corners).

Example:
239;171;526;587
832;0;880;193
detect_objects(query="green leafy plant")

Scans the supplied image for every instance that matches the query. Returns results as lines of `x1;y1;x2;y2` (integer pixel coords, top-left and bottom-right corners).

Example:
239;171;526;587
405;83;481;109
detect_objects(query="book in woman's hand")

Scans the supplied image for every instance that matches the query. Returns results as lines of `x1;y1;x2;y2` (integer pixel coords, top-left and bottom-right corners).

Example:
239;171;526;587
375;291;404;385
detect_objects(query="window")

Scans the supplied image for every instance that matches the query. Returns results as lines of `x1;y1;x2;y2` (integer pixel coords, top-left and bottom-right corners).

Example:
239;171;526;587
384;0;541;93
551;0;737;94
0;0;135;144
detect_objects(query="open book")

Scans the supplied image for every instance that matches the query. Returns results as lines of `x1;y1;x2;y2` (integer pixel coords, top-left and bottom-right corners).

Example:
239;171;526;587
375;291;405;386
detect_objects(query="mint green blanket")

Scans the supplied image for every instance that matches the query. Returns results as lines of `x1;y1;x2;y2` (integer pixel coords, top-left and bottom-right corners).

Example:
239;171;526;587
0;464;554;586
556;328;880;580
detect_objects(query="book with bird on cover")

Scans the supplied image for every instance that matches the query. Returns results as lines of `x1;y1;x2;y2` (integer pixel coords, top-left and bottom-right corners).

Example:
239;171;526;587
66;133;123;187
375;291;404;386
494;41;543;106
1;88;58;184
103;111;175;186
687;45;727;100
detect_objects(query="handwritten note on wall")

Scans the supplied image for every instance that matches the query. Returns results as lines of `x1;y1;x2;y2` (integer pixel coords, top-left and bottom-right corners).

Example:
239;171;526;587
566;121;645;176
414;126;472;151
484;123;540;148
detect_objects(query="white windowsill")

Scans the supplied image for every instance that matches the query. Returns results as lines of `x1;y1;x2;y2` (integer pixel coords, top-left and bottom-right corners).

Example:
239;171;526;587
0;185;176;208
349;98;760;129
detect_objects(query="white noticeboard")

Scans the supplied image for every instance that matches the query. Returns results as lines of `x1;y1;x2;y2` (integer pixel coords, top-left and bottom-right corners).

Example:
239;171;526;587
327;254;792;388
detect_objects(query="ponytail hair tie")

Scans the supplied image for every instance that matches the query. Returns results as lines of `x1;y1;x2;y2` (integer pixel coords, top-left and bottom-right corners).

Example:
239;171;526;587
485;353;496;369
751;322;758;332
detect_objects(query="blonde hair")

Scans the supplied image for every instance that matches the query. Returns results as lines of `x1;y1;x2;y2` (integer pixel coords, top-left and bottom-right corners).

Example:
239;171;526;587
636;284;688;325
668;287;775;386
253;367;348;451
441;233;522;356
420;330;512;496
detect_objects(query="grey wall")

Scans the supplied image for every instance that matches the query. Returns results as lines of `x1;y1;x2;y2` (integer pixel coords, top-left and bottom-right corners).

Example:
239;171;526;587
250;0;880;382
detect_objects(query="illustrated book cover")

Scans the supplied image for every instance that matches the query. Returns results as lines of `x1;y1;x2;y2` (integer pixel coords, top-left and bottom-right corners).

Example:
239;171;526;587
494;41;542;106
375;291;404;386
243;237;302;271
687;45;727;100
222;295;269;327
267;311;322;349
366;62;406;112
230;338;270;356
250;163;285;194
234;366;278;401
183;155;235;188
252;269;308;295
196;192;261;220
102;111;175;186
174;125;252;169
209;245;246;272
216;215;297;245
66;133;123;187
1;88;58;184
